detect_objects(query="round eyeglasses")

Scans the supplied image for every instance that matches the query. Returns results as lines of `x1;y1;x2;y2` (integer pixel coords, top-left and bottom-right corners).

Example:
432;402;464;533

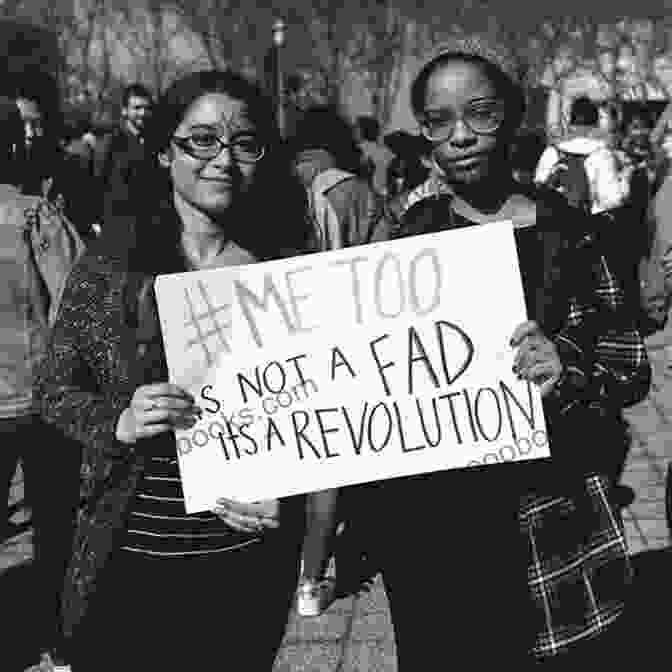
419;100;506;142
171;133;265;163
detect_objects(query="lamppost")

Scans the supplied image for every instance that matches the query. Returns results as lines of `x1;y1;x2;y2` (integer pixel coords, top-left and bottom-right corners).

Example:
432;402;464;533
272;18;286;137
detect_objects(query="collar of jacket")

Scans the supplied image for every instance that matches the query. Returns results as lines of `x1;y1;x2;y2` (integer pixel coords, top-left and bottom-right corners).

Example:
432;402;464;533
402;171;453;215
294;148;337;186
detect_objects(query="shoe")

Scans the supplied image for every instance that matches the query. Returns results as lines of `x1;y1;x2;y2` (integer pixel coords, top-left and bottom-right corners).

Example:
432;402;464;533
296;577;336;617
24;651;72;672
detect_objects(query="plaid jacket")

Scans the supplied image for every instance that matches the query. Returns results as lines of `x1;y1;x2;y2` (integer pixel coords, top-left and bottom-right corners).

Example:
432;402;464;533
376;178;650;659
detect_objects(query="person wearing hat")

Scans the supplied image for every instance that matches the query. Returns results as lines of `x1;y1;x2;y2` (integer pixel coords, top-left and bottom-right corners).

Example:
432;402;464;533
0;96;84;671
367;35;650;668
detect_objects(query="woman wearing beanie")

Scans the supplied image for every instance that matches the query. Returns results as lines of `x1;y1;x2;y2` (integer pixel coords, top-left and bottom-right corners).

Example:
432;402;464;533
368;35;649;669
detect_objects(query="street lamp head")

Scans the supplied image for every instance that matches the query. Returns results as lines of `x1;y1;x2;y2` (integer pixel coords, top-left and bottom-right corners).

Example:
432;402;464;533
272;19;286;47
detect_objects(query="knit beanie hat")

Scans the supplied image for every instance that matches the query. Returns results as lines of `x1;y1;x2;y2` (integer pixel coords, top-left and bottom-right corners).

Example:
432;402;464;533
410;33;523;117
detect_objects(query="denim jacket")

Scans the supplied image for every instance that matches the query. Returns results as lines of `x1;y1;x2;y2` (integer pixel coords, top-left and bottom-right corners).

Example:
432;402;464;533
0;184;85;418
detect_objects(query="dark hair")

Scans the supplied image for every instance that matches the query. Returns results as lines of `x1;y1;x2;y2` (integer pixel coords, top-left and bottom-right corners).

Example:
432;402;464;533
118;69;310;272
288;104;363;173
569;96;599;127
357;116;381;142
147;70;277;158
410;53;525;136
122;83;153;108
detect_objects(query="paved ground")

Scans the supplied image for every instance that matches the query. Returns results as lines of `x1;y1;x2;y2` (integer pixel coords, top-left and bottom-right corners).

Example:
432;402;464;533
4;320;672;671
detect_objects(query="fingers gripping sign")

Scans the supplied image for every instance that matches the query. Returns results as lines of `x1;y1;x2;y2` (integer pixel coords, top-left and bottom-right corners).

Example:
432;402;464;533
510;321;563;398
116;382;203;445
212;498;280;534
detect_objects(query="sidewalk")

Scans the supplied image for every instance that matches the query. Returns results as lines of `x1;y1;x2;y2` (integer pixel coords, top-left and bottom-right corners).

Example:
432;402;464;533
274;583;396;672
3;323;672;672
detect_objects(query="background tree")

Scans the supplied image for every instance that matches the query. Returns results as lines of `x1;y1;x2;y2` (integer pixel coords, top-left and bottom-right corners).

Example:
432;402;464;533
3;0;672;132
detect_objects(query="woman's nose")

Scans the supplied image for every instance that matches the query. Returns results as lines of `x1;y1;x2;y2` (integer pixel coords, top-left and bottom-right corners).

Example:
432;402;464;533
210;144;233;168
450;118;476;146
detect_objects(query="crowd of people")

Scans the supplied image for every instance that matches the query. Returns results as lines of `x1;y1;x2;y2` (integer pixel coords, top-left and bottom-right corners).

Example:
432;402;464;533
4;30;672;671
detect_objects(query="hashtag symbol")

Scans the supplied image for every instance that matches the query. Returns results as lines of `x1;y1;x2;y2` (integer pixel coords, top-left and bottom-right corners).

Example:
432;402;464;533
184;280;231;367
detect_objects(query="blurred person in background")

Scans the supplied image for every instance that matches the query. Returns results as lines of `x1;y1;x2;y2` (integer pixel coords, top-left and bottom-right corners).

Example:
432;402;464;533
609;103;672;342
619;104;666;202
290;105;382;248
92;83;154;235
287;104;383;616
355;115;395;196
11;71;98;241
535;95;629;215
0;96;85;672
383;130;431;193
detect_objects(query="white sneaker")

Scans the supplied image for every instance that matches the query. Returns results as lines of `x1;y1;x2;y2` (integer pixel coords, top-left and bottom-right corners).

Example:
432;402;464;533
296;577;336;617
25;651;72;672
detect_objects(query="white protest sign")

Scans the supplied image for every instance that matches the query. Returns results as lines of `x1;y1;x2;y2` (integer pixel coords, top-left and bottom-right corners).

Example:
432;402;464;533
155;222;550;513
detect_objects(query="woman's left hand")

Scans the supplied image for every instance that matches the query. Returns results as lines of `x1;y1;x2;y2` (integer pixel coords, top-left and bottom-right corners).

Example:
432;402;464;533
510;321;563;398
212;498;280;534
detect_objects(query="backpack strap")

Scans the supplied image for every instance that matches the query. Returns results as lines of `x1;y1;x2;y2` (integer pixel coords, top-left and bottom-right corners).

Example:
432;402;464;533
311;168;355;251
548;145;593;210
551;144;564;158
551;145;585;165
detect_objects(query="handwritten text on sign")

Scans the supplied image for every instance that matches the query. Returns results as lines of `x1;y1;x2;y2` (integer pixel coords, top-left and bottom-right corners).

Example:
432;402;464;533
155;222;549;513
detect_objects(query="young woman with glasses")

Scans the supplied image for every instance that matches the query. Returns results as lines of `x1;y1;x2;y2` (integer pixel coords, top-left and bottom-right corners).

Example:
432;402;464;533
368;36;650;670
35;70;313;671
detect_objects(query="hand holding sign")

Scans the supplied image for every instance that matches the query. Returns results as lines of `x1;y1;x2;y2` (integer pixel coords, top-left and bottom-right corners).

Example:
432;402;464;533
510;321;563;398
213;497;280;533
115;383;203;445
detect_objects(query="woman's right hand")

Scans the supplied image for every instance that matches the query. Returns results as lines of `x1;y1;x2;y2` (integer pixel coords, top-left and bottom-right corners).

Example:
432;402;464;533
115;383;202;445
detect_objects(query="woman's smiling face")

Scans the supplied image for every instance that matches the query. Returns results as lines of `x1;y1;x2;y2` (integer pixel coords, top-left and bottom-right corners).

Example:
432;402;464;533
163;92;261;217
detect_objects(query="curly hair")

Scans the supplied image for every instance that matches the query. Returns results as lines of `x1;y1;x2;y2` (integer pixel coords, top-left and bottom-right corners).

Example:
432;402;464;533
107;69;311;271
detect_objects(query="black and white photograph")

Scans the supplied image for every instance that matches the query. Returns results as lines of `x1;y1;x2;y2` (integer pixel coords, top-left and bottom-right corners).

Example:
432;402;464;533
2;1;672;670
